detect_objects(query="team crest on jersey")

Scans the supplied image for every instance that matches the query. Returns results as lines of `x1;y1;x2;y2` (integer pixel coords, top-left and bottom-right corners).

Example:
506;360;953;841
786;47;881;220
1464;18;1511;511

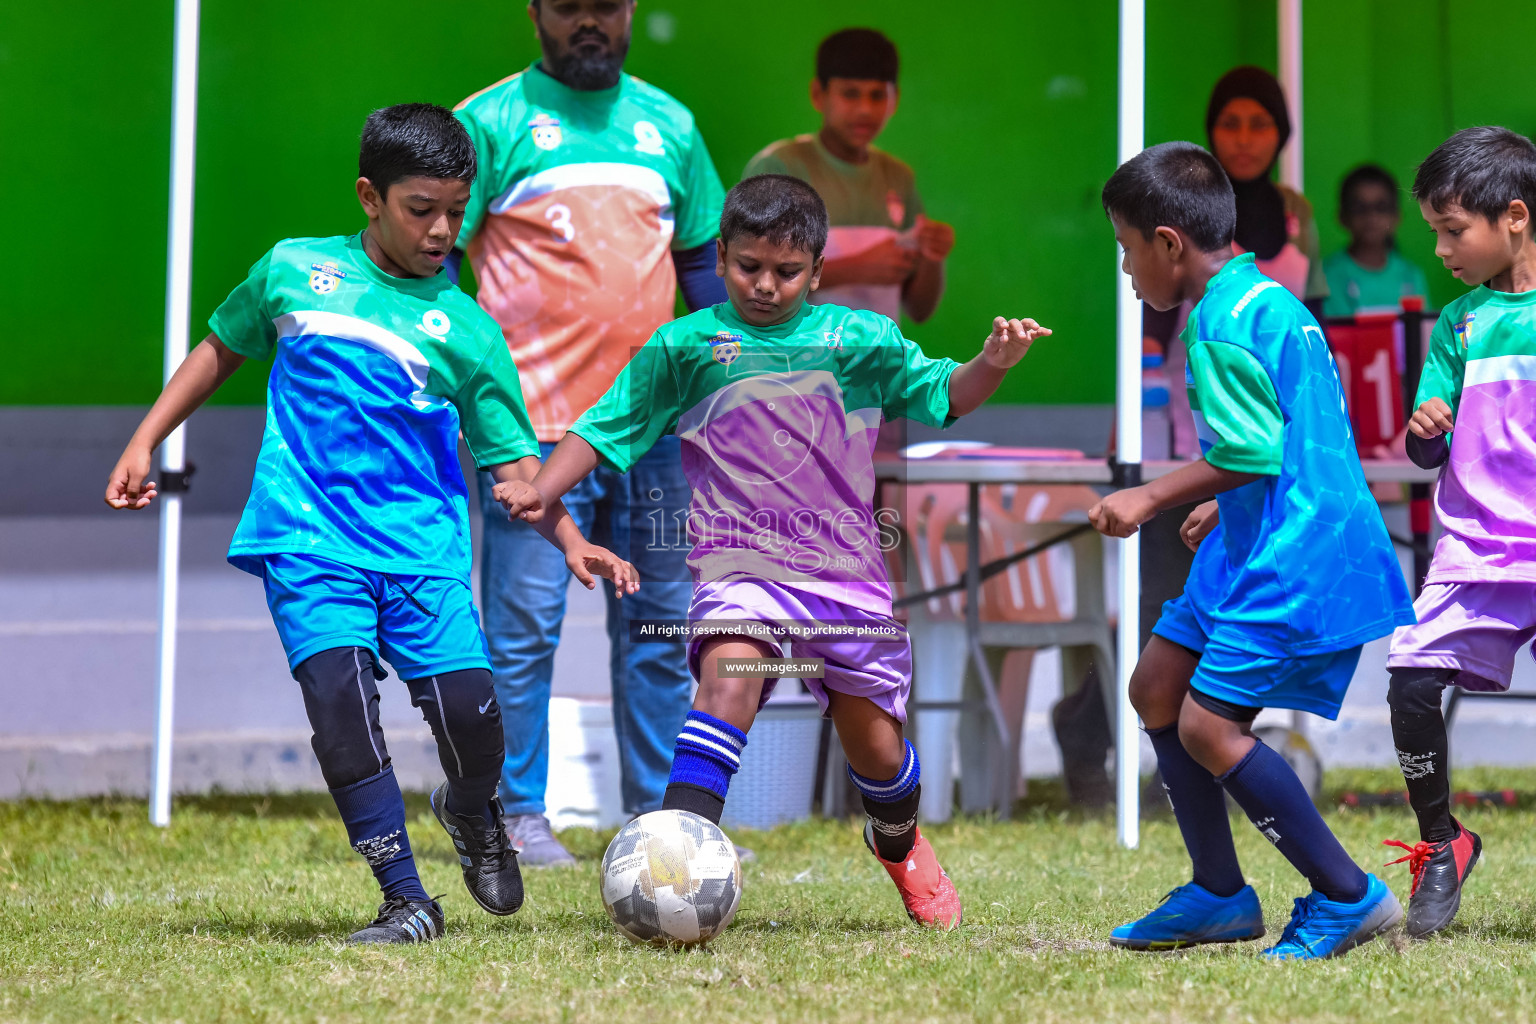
824;325;843;351
529;113;562;151
418;309;451;339
709;331;742;365
886;190;905;227
1452;311;1476;349
308;261;346;295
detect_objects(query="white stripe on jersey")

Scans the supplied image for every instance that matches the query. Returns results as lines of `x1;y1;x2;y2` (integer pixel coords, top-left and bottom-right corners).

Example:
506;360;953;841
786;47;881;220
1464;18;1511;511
489;161;675;232
1464;353;1536;387
272;310;430;393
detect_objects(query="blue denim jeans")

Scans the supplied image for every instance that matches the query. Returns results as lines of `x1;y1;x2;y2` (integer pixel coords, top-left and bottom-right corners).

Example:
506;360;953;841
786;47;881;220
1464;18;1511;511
477;436;694;816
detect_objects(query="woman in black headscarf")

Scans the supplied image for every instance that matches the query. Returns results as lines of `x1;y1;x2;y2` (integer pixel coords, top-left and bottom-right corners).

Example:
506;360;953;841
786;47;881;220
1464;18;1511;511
1206;65;1329;316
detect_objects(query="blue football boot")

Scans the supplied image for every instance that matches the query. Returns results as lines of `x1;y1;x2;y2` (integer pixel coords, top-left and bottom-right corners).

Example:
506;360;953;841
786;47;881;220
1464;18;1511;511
1110;882;1266;950
1261;873;1403;960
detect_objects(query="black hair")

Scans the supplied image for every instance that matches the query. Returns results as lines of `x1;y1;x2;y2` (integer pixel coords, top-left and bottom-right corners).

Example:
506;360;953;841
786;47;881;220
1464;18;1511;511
1339;164;1399;213
1101;141;1236;253
720;175;829;259
1413;125;1536;223
816;28;898;86
359;103;477;197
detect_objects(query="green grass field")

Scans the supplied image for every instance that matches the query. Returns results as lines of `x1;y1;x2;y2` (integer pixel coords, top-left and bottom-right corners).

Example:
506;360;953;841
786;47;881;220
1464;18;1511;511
5;769;1536;1023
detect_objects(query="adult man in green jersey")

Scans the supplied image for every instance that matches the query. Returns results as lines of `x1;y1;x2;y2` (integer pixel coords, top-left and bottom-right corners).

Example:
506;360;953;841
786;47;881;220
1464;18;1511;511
452;0;728;865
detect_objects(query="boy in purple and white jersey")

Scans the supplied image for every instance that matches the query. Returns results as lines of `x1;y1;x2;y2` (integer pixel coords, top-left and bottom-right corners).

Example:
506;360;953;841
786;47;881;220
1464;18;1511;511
496;174;1050;929
1383;126;1536;939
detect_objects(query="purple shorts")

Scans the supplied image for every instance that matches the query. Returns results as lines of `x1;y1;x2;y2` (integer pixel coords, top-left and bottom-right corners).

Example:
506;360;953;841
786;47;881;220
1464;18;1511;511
685;579;913;723
1387;581;1536;691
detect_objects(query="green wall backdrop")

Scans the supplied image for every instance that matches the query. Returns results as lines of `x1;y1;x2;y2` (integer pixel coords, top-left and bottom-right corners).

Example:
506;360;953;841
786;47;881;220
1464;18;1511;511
5;1;1534;406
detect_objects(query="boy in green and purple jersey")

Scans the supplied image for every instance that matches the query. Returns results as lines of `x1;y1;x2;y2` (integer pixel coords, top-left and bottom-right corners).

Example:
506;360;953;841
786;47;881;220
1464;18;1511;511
1382;126;1536;939
497;174;1050;930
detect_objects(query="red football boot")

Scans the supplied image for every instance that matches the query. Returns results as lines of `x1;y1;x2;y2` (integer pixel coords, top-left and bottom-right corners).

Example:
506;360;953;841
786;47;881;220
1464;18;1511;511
1383;819;1482;939
864;822;963;930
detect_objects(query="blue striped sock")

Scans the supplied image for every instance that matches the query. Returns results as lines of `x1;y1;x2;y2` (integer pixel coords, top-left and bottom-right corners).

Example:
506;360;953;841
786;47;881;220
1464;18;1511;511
847;740;921;803
668;710;748;801
848;741;922;861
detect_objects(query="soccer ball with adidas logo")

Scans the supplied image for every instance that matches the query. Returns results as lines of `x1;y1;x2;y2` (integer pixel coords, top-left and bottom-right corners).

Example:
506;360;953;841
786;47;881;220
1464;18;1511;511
599;809;742;947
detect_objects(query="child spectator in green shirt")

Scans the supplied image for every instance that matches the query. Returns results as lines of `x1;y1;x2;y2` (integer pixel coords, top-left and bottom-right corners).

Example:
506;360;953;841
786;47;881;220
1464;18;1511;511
1324;164;1429;317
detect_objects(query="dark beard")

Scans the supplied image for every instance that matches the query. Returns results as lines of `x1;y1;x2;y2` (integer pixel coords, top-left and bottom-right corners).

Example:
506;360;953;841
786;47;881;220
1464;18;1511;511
539;24;629;90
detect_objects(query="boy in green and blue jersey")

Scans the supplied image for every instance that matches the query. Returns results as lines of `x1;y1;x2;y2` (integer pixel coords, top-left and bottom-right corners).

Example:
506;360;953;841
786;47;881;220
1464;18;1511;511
1092;142;1414;960
106;104;634;945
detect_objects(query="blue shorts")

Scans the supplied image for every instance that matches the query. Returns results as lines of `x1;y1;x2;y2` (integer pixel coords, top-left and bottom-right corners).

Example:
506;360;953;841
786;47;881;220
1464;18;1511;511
1153;594;1362;720
261;553;491;679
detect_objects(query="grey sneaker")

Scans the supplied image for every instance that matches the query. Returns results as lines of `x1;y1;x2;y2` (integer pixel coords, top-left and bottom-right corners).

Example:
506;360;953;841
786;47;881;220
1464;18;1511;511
504;812;578;867
734;843;757;864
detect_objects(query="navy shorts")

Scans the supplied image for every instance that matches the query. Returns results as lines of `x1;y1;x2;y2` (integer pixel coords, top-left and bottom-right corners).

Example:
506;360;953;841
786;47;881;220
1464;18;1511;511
261;552;491;679
1153;594;1362;721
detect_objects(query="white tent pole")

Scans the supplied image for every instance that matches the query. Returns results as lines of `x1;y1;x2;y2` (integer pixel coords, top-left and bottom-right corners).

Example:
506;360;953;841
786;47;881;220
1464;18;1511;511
1114;0;1145;849
152;0;202;828
1278;0;1304;191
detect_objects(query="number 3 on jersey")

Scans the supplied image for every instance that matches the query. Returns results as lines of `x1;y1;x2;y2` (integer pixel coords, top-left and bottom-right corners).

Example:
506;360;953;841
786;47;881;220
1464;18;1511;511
546;203;574;243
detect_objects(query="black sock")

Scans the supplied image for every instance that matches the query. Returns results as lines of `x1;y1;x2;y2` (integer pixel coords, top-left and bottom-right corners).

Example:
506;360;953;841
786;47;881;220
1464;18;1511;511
1147;723;1245;897
1387;669;1457;842
1220;741;1369;903
848;740;922;862
861;788;921;862
663;782;726;824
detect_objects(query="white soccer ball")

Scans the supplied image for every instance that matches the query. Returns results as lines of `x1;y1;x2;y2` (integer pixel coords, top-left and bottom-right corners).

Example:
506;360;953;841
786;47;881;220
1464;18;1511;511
599;809;742;947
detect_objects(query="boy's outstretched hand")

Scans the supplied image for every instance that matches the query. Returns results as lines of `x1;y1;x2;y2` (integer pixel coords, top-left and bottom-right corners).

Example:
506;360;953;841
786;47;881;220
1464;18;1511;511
105;446;158;510
983;316;1052;369
493;479;546;523
1088;485;1157;538
1408;397;1456;438
568;543;640;599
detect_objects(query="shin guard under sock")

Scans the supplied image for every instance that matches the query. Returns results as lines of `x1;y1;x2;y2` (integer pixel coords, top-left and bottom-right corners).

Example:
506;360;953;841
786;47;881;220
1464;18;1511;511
1147;723;1245;897
661;710;747;825
329;766;430;903
1220;741;1369;903
1387;668;1457;842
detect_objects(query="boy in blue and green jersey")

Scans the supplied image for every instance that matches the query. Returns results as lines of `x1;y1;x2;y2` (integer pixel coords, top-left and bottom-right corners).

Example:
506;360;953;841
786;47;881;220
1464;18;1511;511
1091;142;1414;960
106;104;635;945
497;174;1051;930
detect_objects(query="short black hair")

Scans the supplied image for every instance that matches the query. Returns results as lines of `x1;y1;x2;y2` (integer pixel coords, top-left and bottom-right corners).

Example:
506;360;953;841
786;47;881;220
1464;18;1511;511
1413;126;1536;223
720;175;829;259
1101;141;1236;252
816;28;898;86
359;103;477;197
1339;163;1400;214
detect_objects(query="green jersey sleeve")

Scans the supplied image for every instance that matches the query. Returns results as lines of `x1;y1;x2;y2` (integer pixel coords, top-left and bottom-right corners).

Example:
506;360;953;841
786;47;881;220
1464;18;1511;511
673;123;726;251
569;334;684;472
1189;340;1284;474
1414;309;1467;420
208;249;278;360
450;335;541;469
877;322;958;427
454;106;497;251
